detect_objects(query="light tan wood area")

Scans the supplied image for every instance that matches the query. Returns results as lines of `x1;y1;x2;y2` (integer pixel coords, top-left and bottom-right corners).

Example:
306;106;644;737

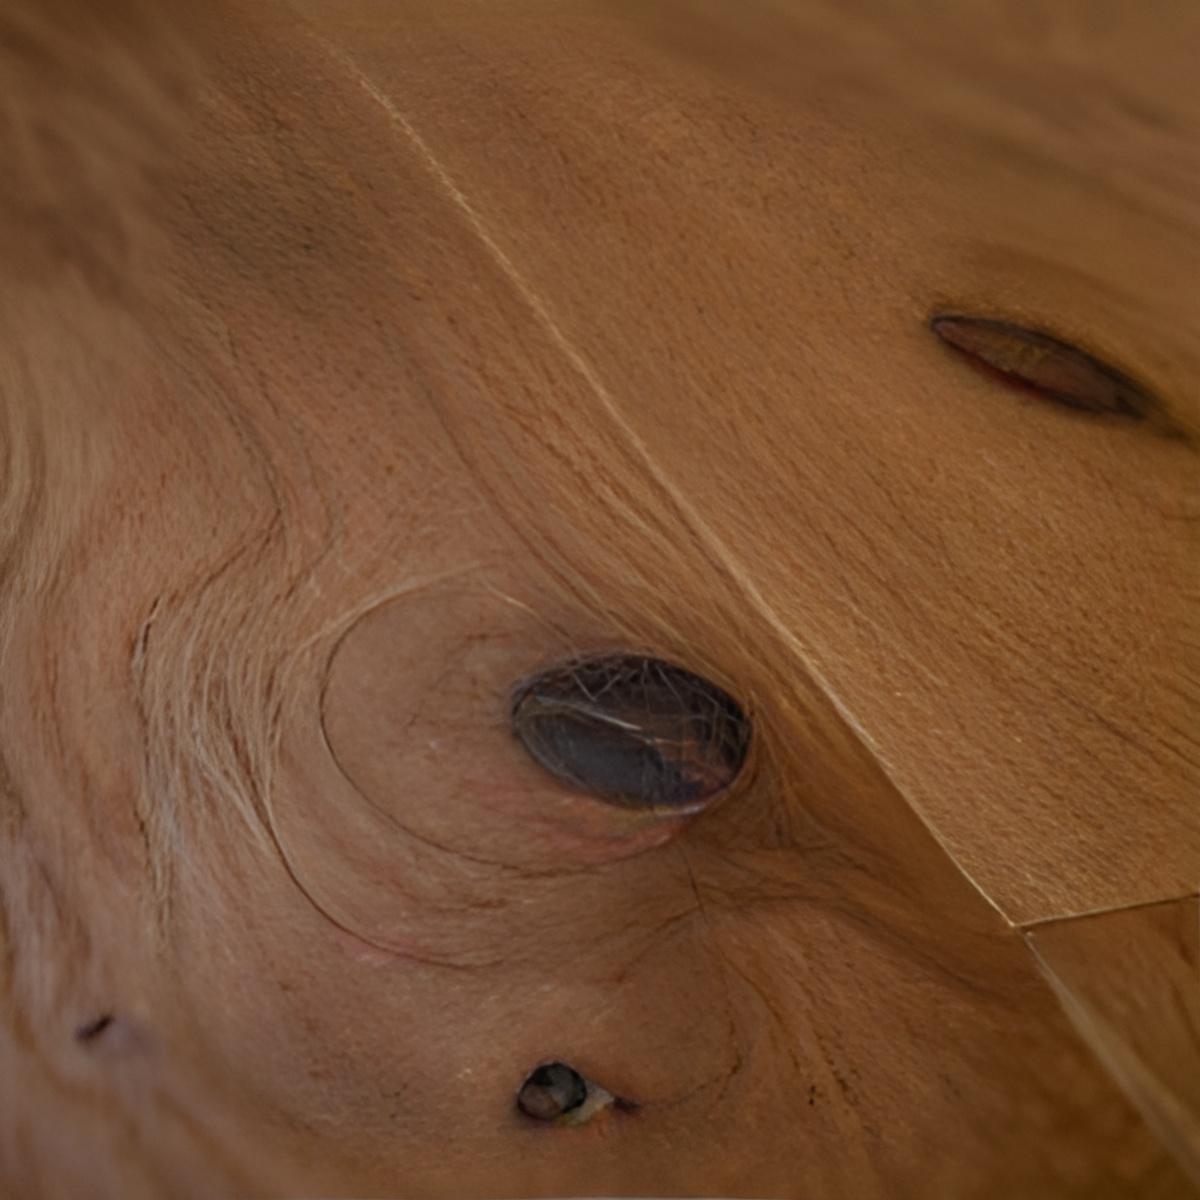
0;1;1196;1196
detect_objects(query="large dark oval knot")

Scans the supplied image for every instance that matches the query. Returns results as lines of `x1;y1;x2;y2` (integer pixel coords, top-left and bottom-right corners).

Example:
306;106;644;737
510;655;751;810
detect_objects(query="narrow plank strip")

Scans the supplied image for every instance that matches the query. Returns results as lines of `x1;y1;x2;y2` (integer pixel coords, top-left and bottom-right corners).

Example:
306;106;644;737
1027;896;1200;1185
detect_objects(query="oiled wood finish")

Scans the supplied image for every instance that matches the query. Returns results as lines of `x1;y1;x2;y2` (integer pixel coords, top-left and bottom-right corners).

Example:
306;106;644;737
292;0;1200;926
0;2;1196;1197
1029;897;1200;1186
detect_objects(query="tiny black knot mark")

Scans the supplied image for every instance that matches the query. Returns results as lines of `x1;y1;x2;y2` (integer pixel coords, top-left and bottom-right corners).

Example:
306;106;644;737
511;655;751;810
517;1062;589;1122
75;1014;114;1044
930;315;1154;420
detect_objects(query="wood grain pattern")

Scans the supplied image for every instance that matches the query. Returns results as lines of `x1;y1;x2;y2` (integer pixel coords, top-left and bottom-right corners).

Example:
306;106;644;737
292;0;1200;926
0;1;1197;1196
1028;897;1200;1186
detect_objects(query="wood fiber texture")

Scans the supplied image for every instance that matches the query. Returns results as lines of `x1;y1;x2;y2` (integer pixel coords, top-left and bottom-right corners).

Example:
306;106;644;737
0;1;1197;1196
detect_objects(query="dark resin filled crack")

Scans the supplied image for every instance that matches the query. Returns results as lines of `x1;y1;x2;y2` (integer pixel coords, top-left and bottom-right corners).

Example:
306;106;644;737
930;315;1154;418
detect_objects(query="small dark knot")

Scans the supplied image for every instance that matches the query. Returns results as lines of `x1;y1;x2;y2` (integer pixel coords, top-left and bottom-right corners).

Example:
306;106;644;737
516;1062;590;1122
75;1013;115;1044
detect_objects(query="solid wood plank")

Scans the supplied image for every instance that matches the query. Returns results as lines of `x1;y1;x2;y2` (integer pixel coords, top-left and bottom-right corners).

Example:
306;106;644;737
2;3;1198;1196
